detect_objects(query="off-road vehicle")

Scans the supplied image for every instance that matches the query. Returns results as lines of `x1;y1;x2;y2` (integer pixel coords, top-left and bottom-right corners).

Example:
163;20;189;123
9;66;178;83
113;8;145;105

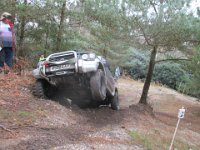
32;50;119;110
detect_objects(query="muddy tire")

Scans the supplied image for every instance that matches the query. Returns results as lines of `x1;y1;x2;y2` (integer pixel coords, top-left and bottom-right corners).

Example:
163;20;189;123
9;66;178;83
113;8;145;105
111;90;119;110
32;79;55;99
90;69;106;101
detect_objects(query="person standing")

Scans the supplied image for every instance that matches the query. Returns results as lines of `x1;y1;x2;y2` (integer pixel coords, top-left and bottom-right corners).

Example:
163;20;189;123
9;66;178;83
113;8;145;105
39;54;45;61
115;66;121;80
0;12;15;73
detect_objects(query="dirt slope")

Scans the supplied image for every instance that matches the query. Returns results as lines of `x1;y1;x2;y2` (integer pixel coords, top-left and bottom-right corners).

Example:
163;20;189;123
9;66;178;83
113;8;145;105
0;74;200;150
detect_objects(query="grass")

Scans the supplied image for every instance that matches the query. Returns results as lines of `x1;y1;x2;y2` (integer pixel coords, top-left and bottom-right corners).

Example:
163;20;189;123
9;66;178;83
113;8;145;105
129;130;199;150
191;110;200;117
0;109;35;125
17;111;33;117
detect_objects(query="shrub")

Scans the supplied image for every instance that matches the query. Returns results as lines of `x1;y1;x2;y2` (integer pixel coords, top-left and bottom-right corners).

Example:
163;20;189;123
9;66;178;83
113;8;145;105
153;62;189;90
183;48;200;98
122;49;149;80
123;49;189;90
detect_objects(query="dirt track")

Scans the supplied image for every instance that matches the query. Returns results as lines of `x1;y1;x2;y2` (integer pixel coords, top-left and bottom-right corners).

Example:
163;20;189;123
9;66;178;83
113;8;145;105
0;75;200;150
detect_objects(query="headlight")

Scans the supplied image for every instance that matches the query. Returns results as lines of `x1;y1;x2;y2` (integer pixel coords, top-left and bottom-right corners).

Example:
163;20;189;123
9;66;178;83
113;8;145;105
82;54;89;60
82;53;96;60
89;53;96;60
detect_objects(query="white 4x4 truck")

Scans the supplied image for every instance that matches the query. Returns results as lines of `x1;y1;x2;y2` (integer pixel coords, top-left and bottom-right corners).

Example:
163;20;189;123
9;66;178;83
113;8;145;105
32;51;119;110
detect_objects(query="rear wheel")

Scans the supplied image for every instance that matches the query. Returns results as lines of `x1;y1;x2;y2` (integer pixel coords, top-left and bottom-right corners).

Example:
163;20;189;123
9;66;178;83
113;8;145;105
111;90;119;110
90;69;106;101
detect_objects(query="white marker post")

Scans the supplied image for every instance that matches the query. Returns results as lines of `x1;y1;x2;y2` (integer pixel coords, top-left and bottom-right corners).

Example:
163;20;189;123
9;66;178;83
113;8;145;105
169;107;185;150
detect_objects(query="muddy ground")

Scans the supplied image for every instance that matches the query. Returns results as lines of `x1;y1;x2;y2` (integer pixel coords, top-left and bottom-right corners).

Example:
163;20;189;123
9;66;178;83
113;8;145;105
0;74;200;150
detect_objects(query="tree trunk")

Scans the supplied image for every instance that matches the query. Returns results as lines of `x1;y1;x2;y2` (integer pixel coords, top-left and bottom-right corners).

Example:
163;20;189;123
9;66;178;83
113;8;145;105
45;24;49;49
11;0;17;59
18;0;27;57
11;0;17;24
56;0;67;51
139;46;157;104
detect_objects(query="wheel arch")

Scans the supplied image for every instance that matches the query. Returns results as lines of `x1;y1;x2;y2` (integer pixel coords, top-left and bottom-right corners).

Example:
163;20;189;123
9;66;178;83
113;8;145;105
97;62;107;85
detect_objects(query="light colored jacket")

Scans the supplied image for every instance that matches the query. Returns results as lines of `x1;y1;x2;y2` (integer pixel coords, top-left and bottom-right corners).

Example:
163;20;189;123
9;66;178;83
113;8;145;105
0;21;14;48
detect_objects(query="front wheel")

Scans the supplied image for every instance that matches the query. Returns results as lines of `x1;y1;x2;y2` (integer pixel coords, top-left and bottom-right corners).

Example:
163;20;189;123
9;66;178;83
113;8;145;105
32;79;46;98
90;69;106;101
32;79;55;99
111;90;119;110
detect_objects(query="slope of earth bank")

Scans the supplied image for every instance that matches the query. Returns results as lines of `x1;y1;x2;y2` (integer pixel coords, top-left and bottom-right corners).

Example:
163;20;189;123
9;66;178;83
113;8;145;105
0;75;200;150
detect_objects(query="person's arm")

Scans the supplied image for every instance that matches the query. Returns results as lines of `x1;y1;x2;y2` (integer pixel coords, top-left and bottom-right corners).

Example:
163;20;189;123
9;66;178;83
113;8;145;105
0;22;2;49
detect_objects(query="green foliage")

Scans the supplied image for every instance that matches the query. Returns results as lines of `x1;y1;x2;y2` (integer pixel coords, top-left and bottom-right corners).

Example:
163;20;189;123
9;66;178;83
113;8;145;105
129;130;199;150
129;130;154;149
0;109;35;123
124;48;199;99
184;48;200;98
153;63;189;89
4;0;130;64
83;0;130;62
124;49;149;79
125;49;189;90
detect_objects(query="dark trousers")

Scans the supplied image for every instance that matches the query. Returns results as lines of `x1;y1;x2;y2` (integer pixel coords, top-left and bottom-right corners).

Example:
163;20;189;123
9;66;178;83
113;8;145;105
0;47;14;68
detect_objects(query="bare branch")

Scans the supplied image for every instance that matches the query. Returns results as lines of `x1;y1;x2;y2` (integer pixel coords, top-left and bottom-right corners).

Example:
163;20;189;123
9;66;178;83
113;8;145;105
149;0;158;15
155;58;191;64
0;124;13;133
134;18;153;46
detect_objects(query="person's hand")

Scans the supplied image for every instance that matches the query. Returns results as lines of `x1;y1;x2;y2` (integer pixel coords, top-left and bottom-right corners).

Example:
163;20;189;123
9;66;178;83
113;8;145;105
0;42;2;51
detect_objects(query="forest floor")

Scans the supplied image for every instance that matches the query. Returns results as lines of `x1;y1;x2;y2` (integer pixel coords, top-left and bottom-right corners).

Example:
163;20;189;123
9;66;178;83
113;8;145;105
0;73;200;150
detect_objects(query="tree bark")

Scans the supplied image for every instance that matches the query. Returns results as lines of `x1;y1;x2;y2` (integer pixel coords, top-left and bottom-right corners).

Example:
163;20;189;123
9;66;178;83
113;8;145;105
11;0;17;59
56;0;67;51
139;46;157;104
18;0;27;57
45;24;49;49
155;58;190;63
11;0;17;24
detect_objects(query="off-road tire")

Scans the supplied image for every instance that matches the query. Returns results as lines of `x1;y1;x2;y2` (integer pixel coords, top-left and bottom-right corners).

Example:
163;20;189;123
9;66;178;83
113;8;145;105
111;90;119;110
32;79;46;98
32;79;54;99
90;69;106;101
